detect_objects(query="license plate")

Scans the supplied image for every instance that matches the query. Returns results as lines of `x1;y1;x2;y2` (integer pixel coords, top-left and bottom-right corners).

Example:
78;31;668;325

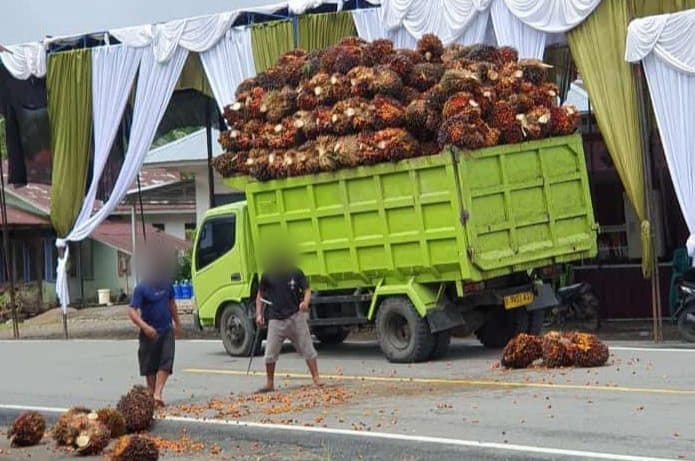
503;292;534;310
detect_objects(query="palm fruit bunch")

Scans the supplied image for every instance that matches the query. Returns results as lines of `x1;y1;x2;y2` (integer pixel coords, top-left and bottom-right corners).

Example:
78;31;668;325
73;413;111;455
96;407;127;439
541;331;577;368
8;411;46;447
567;332;610;367
501;333;543;369
358;128;419;164
52;407;92;446
117;385;155;433
215;37;581;181
109;435;159;461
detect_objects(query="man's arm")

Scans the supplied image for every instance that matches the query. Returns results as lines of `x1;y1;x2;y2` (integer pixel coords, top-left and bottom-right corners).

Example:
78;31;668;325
255;291;265;327
128;307;158;339
299;288;311;312
169;299;181;336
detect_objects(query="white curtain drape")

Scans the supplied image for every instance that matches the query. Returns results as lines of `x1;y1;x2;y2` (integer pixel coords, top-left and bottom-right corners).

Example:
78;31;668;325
379;0;493;45
55;46;188;309
54;44;143;310
200;26;256;112
0;42;47;79
491;0;546;58
352;6;490;48
626;10;695;261
502;0;601;33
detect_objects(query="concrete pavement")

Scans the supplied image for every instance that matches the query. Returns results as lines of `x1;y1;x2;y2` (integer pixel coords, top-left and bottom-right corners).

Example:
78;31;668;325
0;338;693;460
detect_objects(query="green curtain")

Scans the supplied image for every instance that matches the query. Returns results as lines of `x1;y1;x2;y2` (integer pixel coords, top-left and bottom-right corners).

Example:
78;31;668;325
635;0;695;16
298;11;357;51
47;49;92;237
567;0;651;276
251;20;295;73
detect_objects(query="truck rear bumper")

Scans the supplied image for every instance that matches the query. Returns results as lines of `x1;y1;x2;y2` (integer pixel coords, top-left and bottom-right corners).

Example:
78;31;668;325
526;283;560;311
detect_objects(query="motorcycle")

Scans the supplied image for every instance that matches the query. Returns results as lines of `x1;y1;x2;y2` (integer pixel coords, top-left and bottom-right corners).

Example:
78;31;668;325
674;278;695;342
544;282;600;331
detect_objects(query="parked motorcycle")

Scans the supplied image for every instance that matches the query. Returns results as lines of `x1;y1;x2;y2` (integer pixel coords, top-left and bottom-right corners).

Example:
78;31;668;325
544;282;600;331
674;278;695;342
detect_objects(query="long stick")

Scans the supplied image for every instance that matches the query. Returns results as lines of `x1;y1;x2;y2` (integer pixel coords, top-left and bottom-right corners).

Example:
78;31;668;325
0;159;19;339
247;326;262;375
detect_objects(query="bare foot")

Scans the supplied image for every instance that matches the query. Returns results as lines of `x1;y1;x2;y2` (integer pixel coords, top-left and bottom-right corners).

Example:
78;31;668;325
313;380;324;388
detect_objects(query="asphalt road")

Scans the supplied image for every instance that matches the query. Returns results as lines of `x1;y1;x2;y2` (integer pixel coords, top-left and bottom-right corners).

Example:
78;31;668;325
0;337;693;460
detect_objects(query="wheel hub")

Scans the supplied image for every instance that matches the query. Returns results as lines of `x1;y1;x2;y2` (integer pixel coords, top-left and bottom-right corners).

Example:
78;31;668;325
386;314;410;350
226;315;245;345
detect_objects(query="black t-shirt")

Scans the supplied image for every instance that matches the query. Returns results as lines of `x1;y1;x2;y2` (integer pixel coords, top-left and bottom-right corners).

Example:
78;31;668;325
259;268;308;320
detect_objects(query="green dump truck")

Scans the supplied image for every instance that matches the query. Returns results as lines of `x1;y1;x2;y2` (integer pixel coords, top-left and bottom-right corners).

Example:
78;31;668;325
192;134;597;362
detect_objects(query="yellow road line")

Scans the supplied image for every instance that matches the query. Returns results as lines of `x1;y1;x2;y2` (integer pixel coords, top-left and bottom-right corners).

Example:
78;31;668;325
183;368;695;396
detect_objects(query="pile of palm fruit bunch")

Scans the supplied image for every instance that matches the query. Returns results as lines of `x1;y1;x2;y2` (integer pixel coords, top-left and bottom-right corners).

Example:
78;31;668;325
500;331;610;369
214;34;580;181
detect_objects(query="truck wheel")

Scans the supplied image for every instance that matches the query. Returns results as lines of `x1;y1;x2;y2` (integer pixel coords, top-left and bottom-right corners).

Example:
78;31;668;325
475;308;530;349
314;326;350;345
220;304;261;357
429;331;451;360
376;297;435;363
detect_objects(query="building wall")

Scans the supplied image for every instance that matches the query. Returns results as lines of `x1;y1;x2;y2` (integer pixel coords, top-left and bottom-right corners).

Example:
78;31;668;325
193;166;243;225
140;213;193;240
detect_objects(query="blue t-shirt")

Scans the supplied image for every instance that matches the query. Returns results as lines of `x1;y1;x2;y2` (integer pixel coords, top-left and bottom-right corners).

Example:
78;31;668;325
130;281;175;334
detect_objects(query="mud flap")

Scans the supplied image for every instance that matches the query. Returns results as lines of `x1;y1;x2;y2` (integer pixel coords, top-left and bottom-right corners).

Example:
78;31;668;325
426;304;465;334
526;283;559;312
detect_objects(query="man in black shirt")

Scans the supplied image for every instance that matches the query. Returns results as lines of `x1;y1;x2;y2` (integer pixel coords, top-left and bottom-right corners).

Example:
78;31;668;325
255;260;320;392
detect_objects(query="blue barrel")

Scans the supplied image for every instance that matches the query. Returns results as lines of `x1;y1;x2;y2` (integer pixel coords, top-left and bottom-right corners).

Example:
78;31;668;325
181;281;192;299
173;282;184;300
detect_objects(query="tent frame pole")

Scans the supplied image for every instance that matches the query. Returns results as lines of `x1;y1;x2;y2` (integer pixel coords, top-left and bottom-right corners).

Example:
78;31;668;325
0;160;19;339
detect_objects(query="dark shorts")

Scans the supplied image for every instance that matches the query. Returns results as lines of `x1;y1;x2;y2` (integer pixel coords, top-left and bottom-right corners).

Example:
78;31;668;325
138;328;175;376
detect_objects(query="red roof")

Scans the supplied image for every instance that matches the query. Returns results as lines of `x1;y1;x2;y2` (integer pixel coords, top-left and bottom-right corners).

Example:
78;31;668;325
4;205;50;226
90;220;190;255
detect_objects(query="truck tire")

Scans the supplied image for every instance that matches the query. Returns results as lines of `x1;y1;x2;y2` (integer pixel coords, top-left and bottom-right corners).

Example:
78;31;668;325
220;304;261;357
429;331;451;360
314;326;350;345
376;297;435;363
475;307;531;349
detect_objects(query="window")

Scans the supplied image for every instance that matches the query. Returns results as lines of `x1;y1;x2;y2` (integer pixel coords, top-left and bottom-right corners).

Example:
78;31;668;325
195;215;236;271
43;239;58;282
152;223;165;231
67;241;94;280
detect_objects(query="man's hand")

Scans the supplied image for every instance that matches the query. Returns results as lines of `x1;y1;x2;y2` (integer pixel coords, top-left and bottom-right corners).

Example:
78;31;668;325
142;324;158;339
256;313;265;327
299;300;310;312
173;322;182;339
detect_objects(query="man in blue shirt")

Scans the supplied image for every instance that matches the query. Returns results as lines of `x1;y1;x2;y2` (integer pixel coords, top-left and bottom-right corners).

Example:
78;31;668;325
128;260;180;407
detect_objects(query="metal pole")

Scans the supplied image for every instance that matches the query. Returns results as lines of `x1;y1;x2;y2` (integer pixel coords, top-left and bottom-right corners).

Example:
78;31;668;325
206;100;216;209
131;205;138;285
0;159;19;339
633;63;663;342
136;174;147;243
78;241;84;308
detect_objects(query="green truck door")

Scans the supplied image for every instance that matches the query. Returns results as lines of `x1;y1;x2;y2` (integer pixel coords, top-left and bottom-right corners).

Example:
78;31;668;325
193;214;246;311
456;135;596;273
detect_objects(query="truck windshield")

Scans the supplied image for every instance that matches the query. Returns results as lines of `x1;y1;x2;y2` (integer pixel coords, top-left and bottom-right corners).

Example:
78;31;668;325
195;215;236;270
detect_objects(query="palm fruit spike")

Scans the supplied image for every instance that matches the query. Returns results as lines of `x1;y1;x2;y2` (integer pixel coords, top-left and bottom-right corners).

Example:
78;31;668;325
549;105;580;136
440;68;481;96
519;58;552;85
498;46;519;64
533;82;559;108
117;385;155;433
347;66;377;98
362;39;395;66
476;85;497;118
442;43;469;66
542;331;577;368
8;411;46;447
437;110;485;148
525;106;552;139
109;435;159;461
371;66;404;98
466;44;500;64
489;100;516;132
500;333;543;369
373;94;406;130
52;407;92;446
255;69;285;90
416;33;444;63
96;407;127;439
74;414;111;455
261;86;297;123
333;135;362;168
337;36;366;48
408;63;444;91
405;99;441;141
568;332;610;367
399;86;421;105
387;53;417;79
333;46;363;75
359;128;420;163
468;61;499;85
442;92;480;119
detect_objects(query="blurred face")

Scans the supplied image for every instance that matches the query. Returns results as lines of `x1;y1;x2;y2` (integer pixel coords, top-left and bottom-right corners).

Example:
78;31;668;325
139;247;173;283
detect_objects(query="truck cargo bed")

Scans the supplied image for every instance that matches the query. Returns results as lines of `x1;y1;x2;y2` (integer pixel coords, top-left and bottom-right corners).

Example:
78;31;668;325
225;135;596;290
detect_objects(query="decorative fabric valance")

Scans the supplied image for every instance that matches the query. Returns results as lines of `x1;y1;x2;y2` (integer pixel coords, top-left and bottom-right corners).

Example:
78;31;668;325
0;43;47;78
626;9;695;74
